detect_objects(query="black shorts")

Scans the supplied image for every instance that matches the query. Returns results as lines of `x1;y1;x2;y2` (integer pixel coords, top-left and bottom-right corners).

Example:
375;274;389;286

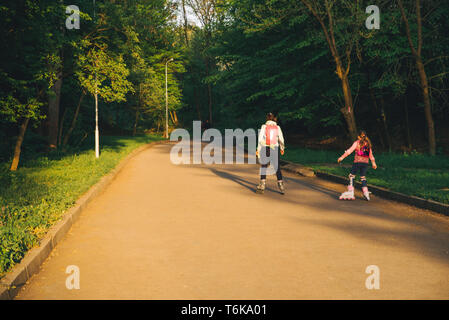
350;162;368;177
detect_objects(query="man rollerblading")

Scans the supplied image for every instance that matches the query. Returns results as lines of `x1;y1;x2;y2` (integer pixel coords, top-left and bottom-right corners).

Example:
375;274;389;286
256;179;266;194
256;113;286;195
278;181;285;195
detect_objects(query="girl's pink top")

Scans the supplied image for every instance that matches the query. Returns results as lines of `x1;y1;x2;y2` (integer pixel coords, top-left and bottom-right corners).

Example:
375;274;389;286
341;140;375;164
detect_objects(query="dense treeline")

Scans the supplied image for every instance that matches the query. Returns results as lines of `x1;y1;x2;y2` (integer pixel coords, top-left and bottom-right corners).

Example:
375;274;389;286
1;0;449;172
179;0;449;154
0;0;183;169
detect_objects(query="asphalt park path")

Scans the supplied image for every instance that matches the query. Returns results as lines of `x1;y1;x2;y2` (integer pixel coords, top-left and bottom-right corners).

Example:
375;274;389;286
16;142;449;299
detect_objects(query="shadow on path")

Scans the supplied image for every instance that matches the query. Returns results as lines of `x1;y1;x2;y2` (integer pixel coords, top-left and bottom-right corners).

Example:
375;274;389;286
157;142;449;266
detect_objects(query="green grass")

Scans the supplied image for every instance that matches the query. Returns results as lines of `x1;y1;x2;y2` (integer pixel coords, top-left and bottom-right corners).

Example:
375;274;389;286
0;134;163;277
284;147;449;205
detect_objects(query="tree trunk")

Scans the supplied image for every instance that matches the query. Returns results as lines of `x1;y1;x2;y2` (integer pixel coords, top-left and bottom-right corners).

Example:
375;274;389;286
404;93;413;150
194;86;201;120
173;110;178;125
75;132;88;148
182;0;190;46
376;124;386;150
207;83;213;125
134;83;143;137
398;0;436;155
58;107;67;147
169;110;179;127
10;118;30;171
338;72;357;141
380;97;392;152
133;104;139;136
416;58;436;155
204;58;213;125
301;0;358;141
48;73;63;149
63;92;85;147
369;87;387;150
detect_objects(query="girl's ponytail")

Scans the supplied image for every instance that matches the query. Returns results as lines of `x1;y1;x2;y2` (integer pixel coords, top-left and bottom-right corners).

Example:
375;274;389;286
359;130;372;149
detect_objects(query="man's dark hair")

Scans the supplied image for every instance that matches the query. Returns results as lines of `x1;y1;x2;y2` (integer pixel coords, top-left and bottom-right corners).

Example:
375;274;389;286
266;113;276;121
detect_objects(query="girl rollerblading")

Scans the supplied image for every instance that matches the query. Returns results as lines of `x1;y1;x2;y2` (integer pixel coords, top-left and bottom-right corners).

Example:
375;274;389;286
338;131;377;201
339;185;355;200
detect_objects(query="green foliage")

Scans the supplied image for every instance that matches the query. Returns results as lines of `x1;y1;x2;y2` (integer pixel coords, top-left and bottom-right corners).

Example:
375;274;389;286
0;0;184;167
0;97;44;123
1;0;449;276
76;45;134;103
180;0;449;153
0;0;63;127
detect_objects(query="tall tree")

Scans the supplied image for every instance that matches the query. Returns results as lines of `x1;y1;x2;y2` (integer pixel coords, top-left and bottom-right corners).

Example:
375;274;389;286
46;0;67;150
298;0;364;141
0;0;62;170
75;44;134;157
181;0;190;46
185;0;223;125
47;58;63;150
397;0;436;155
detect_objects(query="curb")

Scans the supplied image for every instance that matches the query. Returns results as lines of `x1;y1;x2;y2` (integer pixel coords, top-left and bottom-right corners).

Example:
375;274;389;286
280;159;315;177
314;171;449;216
0;139;166;300
280;160;449;216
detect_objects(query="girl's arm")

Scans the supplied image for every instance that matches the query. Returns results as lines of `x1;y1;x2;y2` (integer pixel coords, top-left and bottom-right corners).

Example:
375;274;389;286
338;141;357;162
370;149;377;169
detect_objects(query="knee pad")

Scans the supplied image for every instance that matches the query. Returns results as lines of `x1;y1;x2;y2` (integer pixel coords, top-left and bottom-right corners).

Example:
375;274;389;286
361;176;367;187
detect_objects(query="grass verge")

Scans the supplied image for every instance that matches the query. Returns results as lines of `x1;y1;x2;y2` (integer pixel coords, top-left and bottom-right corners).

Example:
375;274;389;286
0;134;163;278
283;147;449;205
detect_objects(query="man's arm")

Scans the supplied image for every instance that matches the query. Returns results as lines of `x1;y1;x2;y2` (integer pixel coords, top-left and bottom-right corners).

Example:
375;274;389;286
257;125;265;154
278;126;285;151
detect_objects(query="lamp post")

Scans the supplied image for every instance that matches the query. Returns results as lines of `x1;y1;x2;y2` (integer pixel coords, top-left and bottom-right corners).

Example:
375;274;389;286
93;0;100;158
95;73;99;158
165;58;173;139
